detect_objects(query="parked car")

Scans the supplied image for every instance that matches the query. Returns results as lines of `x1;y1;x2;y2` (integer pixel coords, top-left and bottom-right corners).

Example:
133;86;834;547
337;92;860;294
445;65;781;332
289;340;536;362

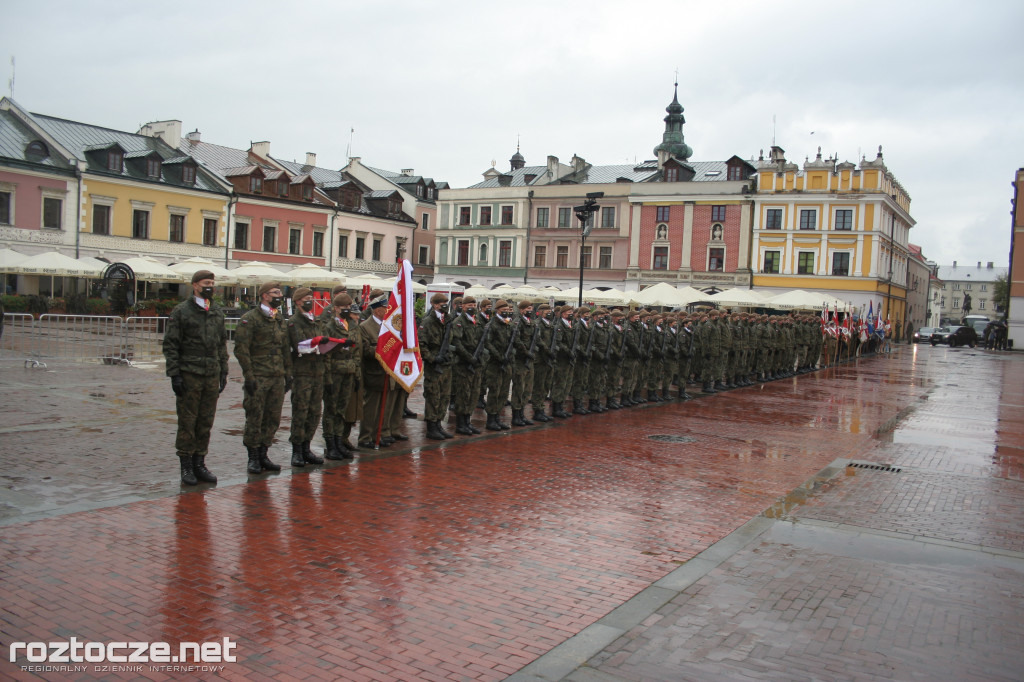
913;327;937;343
931;325;978;348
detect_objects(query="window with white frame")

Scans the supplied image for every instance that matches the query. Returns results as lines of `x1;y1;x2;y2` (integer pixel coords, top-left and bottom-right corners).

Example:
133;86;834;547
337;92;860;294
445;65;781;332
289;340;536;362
42;195;63;229
498;240;512;267
834;209;853;230
762;250;780;274
832;252;850;276
536;207;549;228
799;209;817;230
765;208;782;229
797;251;815;274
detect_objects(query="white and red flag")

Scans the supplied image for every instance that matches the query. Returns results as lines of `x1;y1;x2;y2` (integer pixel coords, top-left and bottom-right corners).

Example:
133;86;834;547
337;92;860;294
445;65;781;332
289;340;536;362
375;259;423;392
297;336;354;355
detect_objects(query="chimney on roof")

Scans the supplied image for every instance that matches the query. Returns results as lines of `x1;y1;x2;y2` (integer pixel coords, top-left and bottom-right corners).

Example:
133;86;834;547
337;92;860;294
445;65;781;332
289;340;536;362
250;141;270;158
547;155;560;180
953;260;957;267
186;130;201;143
137;120;182;148
571;155;586;173
987;262;993;269
401;169;414;176
977;261;981;268
305;152;316;167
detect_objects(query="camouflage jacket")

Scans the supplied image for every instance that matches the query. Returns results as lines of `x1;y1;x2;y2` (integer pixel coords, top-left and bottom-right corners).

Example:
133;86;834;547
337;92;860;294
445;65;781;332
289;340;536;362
234;307;292;379
163;298;228;378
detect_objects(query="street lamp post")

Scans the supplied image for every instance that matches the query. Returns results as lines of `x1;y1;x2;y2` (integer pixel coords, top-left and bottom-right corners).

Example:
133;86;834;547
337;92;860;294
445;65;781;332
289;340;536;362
574;192;603;307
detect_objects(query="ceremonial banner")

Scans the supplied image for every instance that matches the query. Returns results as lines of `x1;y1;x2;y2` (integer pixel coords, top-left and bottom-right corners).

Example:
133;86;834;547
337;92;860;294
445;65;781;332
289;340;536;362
375;260;423;392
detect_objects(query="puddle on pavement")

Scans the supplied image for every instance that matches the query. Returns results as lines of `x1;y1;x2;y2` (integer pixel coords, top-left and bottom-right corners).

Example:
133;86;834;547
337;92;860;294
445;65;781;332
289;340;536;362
766;522;1024;571
891;427;995;452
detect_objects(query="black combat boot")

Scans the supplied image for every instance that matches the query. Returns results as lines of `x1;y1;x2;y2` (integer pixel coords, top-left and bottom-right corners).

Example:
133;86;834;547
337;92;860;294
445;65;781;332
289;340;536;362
620;394;633;406
426;420;448;440
291;442;306;467
553;402;572;418
258;445;281;471
633;391;647;404
340;423;356;451
486;413;503;431
455;414;474;435
511;409;526;427
521;409;535;425
302;441;324;465
437;419;454;438
467;414;482;434
607;397;620;409
533;408;551;422
192;455;217;484
324;435;346;460
179;454;198;486
714;380;727;391
703;381;717;394
336;436;355;459
587;399;600;413
246;446;263;474
573;399;589;415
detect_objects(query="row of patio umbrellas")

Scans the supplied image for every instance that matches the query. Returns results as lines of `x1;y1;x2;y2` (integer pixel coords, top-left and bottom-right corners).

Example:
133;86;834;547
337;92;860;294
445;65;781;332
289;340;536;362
1;248;854;310
0;249;421;291
460;281;854;311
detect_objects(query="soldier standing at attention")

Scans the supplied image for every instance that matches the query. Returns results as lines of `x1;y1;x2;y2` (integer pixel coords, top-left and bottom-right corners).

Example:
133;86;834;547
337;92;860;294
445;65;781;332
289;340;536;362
510;300;537;427
483;299;515;431
605;310;625;409
322;294;360;460
620;309;642;405
358;294;394;448
287;287;327;467
587;309;609;413
549;306;575;419
164;269;229;486
234;282;291;475
451;295;484;435
529;303;555;423
447;296;464;414
419;292;455;440
569;307;592;415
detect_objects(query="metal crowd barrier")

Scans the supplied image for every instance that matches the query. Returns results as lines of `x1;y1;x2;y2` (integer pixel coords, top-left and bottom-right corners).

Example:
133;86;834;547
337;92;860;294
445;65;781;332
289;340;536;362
0;314;172;367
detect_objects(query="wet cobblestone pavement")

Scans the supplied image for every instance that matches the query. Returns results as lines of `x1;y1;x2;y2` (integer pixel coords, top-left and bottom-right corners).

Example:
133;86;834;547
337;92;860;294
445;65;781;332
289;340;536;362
1;344;1022;681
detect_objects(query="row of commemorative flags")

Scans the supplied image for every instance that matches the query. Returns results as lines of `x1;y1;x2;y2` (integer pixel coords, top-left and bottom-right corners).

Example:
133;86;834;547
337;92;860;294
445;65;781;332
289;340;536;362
375;259;423;393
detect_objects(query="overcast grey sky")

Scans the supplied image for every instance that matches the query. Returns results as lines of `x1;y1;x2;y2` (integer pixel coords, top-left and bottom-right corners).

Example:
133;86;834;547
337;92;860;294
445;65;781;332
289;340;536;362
3;0;1022;267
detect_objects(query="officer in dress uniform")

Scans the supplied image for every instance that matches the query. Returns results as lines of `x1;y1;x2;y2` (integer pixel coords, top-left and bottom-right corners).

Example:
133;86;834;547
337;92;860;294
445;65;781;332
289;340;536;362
358;294;394;448
163;269;229;485
234;281;291;474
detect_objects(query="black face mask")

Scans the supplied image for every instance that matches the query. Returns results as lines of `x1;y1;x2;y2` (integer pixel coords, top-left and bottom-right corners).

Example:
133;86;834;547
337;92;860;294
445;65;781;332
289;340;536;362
301;301;314;312
523;310;532;319
465;307;476;316
199;286;214;300
269;297;283;309
482;309;491;316
545;312;555;321
438;304;449;314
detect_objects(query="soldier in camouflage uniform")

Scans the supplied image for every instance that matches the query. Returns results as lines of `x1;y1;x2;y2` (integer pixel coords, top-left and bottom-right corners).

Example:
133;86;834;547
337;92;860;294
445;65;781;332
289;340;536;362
482;299;515;430
419;293;455;440
549;306;575;418
645;314;666;401
322;293;361;459
605;310;626;408
569;307;592;414
700;311;721;393
234;281;292;474
287;287;327;467
661;315;680;399
620;310;643;405
676;314;695;399
510;300;538;426
529;304;555;422
164;269;229;486
587;308;609;413
451;295;485;435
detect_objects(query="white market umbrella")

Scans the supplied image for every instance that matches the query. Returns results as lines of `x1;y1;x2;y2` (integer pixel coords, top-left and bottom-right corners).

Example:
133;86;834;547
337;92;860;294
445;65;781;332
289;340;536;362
708;287;771;308
14;251;105;277
284;263;346;287
632;282;705;308
168;257;238;286
462;284;492;299
510;284;543;298
583;288;629;306
0;247;24;272
767;289;827;310
230;261;290;286
345;273;388;290
120;257;185;283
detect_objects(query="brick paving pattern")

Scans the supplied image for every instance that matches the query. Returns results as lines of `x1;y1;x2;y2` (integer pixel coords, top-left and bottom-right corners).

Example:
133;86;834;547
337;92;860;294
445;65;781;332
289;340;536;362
573;346;1024;682
0;344;1021;681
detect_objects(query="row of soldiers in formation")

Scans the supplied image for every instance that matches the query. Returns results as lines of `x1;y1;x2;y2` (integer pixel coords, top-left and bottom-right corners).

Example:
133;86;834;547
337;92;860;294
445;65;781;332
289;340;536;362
162;270;857;486
417;292;840;439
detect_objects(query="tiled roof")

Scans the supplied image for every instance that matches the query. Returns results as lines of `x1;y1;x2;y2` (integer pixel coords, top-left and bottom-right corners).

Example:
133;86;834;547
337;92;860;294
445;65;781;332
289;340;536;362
32;113;224;192
468;165;549;189
273;157;342;185
936;264;1007;283
467;158;740;189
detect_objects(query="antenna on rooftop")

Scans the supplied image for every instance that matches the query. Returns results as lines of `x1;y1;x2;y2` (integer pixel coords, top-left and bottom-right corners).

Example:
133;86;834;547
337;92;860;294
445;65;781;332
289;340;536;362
8;55;14;98
346;127;355;159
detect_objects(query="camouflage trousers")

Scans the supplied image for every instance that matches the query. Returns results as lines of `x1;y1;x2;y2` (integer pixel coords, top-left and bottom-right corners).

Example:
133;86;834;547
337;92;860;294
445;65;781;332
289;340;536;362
621;357;640;396
484;362;512;414
550;360;573;403
605;361;622;398
453;364;483;415
570;360;589;400
588;366;606;400
423;364;452;422
322;372;355;436
646;357;663;390
290;373;324;444
510;361;534;410
242;374;285;448
531;360;554;411
174;371;220;457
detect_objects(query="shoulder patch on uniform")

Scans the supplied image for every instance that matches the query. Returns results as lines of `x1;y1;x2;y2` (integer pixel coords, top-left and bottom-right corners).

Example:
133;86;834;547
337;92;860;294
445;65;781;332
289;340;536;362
240;319;248;324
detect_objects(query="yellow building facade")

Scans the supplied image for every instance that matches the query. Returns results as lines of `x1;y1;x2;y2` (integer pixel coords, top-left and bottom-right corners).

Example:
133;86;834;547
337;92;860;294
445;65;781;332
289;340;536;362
751;146;913;324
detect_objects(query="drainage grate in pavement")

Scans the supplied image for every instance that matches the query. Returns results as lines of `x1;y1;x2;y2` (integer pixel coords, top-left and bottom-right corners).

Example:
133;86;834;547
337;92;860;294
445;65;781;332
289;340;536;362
847;461;902;473
648;435;698;444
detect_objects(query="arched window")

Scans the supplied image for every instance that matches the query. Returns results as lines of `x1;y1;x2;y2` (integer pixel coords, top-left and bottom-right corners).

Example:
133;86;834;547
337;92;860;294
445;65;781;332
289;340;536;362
25;140;49;158
478;242;488;262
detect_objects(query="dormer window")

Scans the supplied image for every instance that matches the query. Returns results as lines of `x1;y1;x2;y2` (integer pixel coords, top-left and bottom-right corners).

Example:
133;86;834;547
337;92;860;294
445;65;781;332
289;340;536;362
665;167;679;182
278;180;289;196
727;165;742;180
416;185;424;197
250;176;263;193
302;184;313;201
25;140;49;158
181;164;196;184
389;199;400;215
146;158;162;178
107;150;123;172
